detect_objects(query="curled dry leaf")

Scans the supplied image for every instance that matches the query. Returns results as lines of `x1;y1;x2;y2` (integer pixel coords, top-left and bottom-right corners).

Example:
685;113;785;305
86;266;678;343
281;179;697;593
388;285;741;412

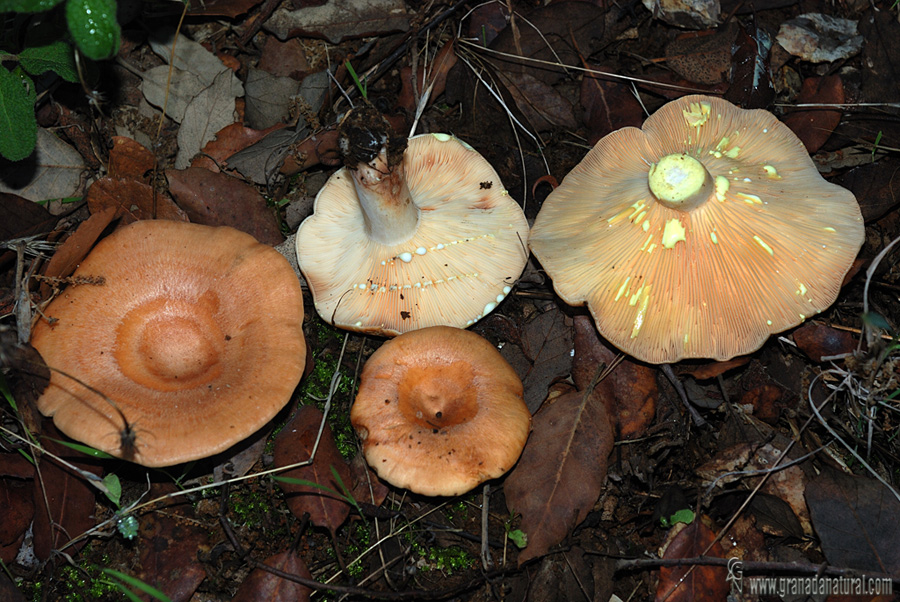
572;315;656;439
273;405;353;534
504;384;614;565
232;549;313;602
656;519;729;602
86;177;189;224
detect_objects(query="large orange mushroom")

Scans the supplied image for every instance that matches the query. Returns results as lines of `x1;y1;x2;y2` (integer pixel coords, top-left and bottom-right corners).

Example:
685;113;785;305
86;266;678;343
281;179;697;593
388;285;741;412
351;326;531;496
530;95;864;364
30;220;306;467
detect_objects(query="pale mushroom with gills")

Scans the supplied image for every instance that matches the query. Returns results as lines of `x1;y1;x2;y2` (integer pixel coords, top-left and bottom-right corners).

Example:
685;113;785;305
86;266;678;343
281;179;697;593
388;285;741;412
351;326;531;496
30;220;307;467
296;106;530;336
529;96;864;416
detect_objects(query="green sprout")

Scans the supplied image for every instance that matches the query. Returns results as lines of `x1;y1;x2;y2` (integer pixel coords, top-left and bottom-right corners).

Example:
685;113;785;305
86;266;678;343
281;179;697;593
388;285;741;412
345;60;367;99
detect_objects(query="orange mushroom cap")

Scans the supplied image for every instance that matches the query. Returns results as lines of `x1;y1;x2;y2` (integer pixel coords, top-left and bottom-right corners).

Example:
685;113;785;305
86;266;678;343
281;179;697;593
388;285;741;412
530;95;864;364
351;326;531;496
30;220;306;467
296;132;529;336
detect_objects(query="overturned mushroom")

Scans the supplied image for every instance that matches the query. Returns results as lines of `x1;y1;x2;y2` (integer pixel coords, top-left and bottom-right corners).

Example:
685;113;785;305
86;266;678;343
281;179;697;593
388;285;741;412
296;106;529;336
530;95;864;364
30;220;306;467
351;326;531;496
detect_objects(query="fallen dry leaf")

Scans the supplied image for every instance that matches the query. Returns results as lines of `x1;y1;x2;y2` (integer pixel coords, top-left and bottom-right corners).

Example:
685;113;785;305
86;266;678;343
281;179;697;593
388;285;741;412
38;206;116;298
656;519;729;602
191;122;287;173
805;469;900;574
833;156;900;223
186;0;261;18
665;26;736;85
0;128;86;205
504;385;614;565
232;549;313;602
349;452;389;508
572;315;656;439
165;167;283;245
580;69;644;145
264;0;410;44
86;177;188;224
137;482;210;601
496;70;577;132
782;76;844;153
724;20;775;109
273;405;353;534
0;193;54;241
108;136;156;180
791;322;857;362
0;474;33;564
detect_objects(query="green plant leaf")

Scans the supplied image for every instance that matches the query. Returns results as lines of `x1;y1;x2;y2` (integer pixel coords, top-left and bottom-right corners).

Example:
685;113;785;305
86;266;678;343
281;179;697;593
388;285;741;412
101;569;172;602
65;0;120;60
507;529;528;549
44;436;116;459
0;0;66;12
103;473;122;507
0;65;37;162
20;41;79;82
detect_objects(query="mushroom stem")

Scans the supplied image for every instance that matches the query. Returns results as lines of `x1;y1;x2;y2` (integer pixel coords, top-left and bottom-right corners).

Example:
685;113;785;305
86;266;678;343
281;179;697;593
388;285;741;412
648;153;712;211
349;148;420;246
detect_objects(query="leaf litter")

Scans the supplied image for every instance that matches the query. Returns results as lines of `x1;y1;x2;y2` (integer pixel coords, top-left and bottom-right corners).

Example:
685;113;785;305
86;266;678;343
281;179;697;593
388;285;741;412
2;0;900;599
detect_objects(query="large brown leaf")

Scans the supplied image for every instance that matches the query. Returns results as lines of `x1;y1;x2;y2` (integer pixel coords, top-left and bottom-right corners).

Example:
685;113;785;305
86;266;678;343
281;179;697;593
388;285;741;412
504;384;614;565
232;548;313;601
572;315;656;439
655;519;728;602
273;405;353;534
166;167;283;245
805;469;900;575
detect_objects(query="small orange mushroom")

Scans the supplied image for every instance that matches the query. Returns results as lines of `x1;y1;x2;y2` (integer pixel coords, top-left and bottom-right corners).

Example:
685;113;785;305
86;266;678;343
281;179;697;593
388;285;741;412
530;95;864;364
351;326;531;496
30;220;306;467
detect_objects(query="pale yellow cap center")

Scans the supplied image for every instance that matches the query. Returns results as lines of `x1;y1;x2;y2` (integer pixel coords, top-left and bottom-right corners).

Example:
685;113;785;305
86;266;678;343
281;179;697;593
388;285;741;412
648;153;711;210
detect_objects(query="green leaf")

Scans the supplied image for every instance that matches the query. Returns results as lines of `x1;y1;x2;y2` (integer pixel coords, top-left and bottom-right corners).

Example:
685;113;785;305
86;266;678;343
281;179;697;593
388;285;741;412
0;65;37;162
44;436;116;459
101;569;172;602
0;0;66;12
20;41;79;82
65;0;120;60
116;514;139;540
507;529;528;549
103;473;122;507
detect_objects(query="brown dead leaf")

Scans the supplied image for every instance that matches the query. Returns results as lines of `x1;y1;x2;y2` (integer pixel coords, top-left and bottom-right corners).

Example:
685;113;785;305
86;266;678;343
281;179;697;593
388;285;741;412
724;20;775;109
0;475;33;564
166;167;283;245
676;357;750;380
350;452;389;508
32;421;102;561
192;122;288;173
0;193;55;241
504;385;614;565
665;26;737;85
274;405;353;534
86;177;189;224
580;69;644;145
38;205;116;298
232;549;313;602
395;40;458;115
739;384;785;424
806;469;900;574
137;482;210;601
496;70;577;132
656;519;728;602
833;156;900;223
782;76;844;153
500;306;574;413
791;322;857;362
258;37;311;80
108;137;156;180
264;0;410;44
186;0;261;18
573;315;656;439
